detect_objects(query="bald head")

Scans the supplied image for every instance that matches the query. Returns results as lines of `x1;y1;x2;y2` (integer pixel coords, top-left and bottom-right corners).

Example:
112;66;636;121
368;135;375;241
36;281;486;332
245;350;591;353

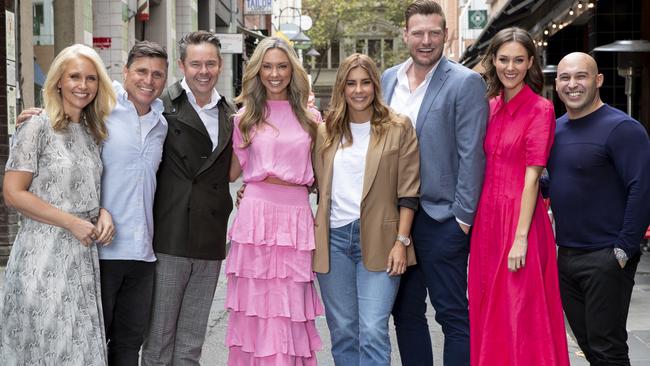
556;52;604;119
558;52;599;75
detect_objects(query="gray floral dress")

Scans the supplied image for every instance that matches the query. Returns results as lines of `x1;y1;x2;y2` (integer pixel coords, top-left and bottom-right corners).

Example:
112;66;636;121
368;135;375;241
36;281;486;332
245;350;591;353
0;114;107;365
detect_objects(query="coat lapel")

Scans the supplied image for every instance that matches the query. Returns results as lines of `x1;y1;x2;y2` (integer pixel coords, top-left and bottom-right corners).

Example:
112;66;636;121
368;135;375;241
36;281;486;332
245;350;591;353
416;56;450;136
382;66;399;105
167;82;211;138
197;97;233;176
361;129;388;202
320;138;339;199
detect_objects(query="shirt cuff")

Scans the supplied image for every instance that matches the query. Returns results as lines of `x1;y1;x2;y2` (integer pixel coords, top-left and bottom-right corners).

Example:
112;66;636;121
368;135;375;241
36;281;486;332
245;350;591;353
456;217;471;227
398;197;419;211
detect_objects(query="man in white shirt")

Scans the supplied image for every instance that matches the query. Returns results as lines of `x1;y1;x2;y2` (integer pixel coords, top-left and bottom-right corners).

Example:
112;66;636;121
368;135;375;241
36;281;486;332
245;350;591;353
141;31;237;365
380;1;489;365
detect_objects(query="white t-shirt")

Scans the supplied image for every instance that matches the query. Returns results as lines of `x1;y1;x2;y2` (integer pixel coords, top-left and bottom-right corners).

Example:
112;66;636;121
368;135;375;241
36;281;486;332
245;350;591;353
330;121;372;228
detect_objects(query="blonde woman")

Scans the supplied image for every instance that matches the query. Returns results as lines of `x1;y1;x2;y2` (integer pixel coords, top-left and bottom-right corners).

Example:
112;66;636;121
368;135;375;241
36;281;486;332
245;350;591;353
0;44;116;365
226;37;323;365
313;54;420;365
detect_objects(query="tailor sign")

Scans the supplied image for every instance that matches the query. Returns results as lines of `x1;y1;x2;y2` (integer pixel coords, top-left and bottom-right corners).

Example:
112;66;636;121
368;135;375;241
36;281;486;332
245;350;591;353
244;0;272;15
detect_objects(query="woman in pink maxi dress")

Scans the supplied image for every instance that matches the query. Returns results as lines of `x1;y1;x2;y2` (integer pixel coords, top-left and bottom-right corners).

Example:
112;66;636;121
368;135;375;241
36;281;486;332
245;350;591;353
225;37;323;365
468;28;569;366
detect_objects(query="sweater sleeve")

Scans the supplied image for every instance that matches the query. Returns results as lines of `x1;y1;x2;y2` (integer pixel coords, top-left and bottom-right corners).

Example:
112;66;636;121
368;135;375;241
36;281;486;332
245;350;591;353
607;121;650;257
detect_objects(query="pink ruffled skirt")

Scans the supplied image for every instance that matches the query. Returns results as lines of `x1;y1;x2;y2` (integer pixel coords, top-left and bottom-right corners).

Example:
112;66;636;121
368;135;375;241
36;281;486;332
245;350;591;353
225;182;323;365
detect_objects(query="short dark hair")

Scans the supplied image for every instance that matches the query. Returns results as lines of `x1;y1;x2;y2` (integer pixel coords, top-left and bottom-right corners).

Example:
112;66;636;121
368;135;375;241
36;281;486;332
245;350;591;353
178;31;222;62
126;40;168;68
481;27;544;98
405;0;446;29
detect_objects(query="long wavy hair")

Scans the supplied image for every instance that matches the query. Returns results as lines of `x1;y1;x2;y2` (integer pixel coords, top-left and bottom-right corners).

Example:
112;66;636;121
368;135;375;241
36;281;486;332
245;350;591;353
235;37;316;147
481;27;543;98
322;53;403;150
43;44;115;143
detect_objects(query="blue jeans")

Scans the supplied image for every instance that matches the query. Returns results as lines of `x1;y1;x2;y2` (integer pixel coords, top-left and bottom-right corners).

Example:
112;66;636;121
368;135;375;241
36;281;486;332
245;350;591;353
317;220;401;366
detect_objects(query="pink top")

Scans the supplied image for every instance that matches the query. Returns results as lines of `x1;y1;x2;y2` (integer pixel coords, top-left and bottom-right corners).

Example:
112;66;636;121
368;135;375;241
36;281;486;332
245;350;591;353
233;100;319;186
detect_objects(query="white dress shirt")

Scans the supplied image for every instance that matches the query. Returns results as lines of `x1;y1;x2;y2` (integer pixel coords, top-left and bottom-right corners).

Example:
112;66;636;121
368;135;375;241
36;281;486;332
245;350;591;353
389;57;439;128
181;78;221;150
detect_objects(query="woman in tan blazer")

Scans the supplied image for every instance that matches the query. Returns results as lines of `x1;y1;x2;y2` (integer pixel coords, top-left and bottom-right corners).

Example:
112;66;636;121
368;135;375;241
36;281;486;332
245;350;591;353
313;53;420;365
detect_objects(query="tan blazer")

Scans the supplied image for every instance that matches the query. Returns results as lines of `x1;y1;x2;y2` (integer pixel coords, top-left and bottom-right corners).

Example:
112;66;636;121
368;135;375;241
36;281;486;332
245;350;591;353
312;117;420;273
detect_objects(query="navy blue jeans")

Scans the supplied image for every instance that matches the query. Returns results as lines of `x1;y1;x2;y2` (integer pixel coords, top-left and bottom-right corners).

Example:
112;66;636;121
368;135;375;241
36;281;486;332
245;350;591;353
391;211;470;366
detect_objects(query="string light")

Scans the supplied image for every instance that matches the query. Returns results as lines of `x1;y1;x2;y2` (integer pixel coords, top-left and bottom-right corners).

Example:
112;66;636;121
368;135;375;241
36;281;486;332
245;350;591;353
544;29;549;35
543;41;548;46
577;2;583;9
587;2;595;8
552;23;557;28
569;8;574;16
559;23;564;29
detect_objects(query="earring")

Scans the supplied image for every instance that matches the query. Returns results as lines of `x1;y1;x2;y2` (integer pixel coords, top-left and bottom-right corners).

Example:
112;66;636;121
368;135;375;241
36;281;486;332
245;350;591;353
57;87;61;94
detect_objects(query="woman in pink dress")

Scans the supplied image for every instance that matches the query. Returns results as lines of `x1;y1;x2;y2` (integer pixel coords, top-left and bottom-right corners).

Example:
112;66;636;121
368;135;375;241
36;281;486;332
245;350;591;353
226;37;323;365
468;27;569;366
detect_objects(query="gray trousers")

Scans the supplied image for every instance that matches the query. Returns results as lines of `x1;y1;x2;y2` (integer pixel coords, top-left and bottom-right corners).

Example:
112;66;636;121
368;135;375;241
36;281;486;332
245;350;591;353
141;252;221;366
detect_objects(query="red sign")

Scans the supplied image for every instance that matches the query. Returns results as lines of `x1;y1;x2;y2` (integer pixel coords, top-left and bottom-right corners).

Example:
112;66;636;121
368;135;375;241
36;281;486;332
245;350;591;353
93;37;112;50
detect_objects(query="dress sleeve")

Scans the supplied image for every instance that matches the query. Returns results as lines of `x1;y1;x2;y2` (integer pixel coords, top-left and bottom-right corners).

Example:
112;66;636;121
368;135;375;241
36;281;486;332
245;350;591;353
525;101;556;167
232;114;248;169
6;116;46;174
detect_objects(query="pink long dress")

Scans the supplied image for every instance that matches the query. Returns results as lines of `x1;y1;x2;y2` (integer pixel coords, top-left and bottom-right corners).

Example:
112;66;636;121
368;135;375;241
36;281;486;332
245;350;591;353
225;100;323;365
468;85;569;366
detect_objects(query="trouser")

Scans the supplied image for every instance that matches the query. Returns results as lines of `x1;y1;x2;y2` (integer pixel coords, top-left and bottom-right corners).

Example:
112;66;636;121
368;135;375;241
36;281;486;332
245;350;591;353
100;259;156;366
141;252;221;366
558;246;639;366
392;211;470;366
317;220;401;365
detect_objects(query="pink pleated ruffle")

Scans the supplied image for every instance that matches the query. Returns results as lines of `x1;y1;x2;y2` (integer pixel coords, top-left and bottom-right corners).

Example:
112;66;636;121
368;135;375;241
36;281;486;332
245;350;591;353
226;310;322;358
228;197;315;251
228;346;318;366
225;241;315;282
226;274;324;321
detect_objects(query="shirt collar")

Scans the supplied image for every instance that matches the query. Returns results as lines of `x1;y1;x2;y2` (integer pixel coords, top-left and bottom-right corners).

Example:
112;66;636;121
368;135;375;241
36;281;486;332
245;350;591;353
396;57;440;86
180;78;221;109
113;80;164;115
493;83;536;116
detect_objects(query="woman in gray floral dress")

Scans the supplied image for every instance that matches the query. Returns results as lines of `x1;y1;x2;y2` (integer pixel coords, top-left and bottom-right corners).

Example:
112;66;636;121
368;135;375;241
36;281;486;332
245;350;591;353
0;44;116;365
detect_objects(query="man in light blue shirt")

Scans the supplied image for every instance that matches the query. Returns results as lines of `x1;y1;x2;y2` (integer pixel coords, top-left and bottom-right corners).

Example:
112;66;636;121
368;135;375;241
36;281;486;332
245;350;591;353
98;41;168;366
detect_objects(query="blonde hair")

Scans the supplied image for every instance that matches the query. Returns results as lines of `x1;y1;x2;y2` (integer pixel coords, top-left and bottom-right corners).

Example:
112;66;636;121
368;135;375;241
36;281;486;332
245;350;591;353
43;44;115;142
235;37;316;147
323;53;401;149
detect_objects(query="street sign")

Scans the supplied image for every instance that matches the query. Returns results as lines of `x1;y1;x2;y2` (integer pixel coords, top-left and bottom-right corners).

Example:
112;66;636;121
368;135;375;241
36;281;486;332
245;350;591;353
468;10;487;29
244;0;272;15
93;37;112;49
215;33;243;54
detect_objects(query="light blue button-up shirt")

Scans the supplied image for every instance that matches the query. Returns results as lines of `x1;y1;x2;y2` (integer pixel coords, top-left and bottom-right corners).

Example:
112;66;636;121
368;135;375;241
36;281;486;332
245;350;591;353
98;81;167;261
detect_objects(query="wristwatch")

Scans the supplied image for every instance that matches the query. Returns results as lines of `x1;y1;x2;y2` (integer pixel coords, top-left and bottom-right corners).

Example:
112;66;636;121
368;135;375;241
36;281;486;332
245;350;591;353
396;234;411;247
614;248;628;267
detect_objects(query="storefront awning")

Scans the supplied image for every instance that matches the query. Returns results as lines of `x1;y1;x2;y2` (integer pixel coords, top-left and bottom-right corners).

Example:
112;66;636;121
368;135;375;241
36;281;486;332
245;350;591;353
460;0;570;68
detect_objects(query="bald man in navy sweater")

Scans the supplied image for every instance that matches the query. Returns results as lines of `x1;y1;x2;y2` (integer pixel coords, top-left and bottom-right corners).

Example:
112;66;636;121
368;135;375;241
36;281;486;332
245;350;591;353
547;52;650;366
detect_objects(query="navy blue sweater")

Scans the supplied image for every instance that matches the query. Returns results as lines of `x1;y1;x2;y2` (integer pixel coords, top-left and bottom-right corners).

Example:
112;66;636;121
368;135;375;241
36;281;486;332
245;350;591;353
546;104;650;257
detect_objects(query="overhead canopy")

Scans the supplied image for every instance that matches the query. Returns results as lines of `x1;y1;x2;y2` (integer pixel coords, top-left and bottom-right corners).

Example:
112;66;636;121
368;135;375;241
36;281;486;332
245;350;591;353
460;0;570;68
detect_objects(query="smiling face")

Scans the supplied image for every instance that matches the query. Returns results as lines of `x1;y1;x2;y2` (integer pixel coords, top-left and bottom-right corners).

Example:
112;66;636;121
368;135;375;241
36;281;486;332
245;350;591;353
493;41;533;101
58;57;99;121
259;48;292;100
178;42;221;106
344;66;375;123
404;13;447;70
556;53;604;119
123;56;167;116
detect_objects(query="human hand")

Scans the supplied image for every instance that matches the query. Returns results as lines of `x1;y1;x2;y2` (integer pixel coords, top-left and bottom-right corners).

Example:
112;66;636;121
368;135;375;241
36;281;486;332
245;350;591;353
17;107;44;125
387;242;407;276
94;208;115;245
508;236;528;272
67;216;100;247
458;222;470;235
235;184;246;208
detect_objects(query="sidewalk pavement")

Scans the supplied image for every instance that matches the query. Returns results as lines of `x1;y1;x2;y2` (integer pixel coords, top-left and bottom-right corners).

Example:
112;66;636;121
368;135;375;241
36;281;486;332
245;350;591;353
1;193;649;365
